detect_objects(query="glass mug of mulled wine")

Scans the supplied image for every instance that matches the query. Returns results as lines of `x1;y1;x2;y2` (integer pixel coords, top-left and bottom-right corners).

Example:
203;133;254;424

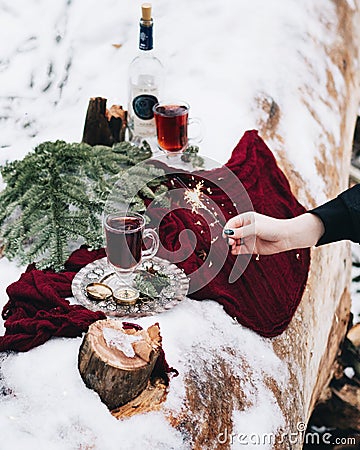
153;101;202;154
104;212;159;303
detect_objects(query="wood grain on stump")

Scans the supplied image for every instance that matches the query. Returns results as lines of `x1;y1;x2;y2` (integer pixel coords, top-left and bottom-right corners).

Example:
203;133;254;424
78;319;161;410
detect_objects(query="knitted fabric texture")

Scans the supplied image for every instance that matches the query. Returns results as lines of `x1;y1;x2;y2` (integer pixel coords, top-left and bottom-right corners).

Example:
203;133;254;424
0;130;310;351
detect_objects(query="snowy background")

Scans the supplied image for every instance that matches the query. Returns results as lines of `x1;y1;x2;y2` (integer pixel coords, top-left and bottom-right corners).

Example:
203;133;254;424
0;0;359;449
0;0;354;202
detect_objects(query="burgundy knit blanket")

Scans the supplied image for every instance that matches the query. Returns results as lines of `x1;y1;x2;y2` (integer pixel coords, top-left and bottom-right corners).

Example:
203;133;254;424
147;130;310;337
0;130;310;356
0;248;106;352
0;247;177;382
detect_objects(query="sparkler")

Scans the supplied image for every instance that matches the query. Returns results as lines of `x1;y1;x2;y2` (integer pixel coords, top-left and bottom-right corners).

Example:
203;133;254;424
173;176;226;227
171;176;251;258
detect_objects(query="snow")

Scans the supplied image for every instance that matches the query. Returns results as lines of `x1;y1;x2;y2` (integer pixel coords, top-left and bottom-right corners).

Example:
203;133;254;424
0;339;185;450
0;300;287;450
0;0;359;448
231;388;284;450
0;0;348;206
344;366;355;379
102;327;140;358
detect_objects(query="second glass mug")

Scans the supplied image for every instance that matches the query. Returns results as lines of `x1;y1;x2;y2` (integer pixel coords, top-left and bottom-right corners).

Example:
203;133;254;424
104;211;159;294
153;100;202;153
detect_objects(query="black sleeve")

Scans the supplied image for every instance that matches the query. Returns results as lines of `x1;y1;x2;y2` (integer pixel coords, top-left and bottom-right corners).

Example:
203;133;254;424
309;184;360;246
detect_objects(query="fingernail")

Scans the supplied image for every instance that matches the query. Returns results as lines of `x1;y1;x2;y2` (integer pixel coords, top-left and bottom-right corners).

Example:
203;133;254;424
224;229;234;236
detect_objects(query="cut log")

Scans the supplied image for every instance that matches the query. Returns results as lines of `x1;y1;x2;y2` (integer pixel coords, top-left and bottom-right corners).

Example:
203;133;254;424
75;4;360;448
111;378;168;419
92;4;360;448
82;97;127;146
78;319;162;410
82;97;113;147
309;323;360;431
2;3;358;449
155;3;360;449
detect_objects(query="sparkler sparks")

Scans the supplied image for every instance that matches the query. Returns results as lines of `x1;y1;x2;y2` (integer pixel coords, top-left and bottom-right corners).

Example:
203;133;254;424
174;176;225;227
183;180;206;214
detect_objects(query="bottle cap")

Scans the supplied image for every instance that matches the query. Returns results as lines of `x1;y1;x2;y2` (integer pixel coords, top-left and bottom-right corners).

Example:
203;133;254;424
141;3;152;21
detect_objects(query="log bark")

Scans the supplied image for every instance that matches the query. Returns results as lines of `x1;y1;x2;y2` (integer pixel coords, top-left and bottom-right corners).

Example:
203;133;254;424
78;319;161;410
310;324;360;431
313;383;360;431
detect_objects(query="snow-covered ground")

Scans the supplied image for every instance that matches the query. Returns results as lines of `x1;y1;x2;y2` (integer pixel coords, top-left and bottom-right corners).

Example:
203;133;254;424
0;0;351;205
0;299;289;450
0;0;359;449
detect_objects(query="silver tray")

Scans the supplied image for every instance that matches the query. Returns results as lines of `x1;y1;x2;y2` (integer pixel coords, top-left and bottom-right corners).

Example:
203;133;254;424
71;256;189;318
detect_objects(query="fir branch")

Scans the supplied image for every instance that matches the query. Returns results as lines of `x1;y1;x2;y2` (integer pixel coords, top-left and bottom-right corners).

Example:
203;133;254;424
134;268;171;300
0;140;167;271
181;145;204;167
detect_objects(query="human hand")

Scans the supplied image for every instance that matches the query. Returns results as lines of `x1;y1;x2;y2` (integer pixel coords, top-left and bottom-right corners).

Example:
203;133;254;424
223;212;324;255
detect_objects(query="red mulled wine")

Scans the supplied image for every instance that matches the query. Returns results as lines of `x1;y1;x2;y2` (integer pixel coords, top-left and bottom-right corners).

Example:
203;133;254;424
105;216;143;271
154;104;188;153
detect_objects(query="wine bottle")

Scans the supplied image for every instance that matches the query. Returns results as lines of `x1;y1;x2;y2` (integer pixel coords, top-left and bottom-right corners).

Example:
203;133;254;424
128;3;164;141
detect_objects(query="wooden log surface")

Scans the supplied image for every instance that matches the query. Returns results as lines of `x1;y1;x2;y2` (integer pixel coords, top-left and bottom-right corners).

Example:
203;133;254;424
1;2;360;449
152;2;360;449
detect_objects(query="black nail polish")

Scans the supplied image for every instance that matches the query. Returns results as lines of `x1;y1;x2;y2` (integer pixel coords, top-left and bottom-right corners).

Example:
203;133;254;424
224;229;234;236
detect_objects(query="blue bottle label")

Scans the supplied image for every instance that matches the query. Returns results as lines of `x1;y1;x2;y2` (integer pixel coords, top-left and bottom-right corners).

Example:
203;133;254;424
133;94;158;120
139;23;153;51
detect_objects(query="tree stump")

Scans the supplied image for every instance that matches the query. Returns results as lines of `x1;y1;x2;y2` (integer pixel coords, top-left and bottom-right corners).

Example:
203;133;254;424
78;319;162;410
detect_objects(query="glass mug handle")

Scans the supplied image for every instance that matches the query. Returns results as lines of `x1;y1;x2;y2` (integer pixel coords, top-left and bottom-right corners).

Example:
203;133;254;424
188;117;203;144
142;228;160;260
